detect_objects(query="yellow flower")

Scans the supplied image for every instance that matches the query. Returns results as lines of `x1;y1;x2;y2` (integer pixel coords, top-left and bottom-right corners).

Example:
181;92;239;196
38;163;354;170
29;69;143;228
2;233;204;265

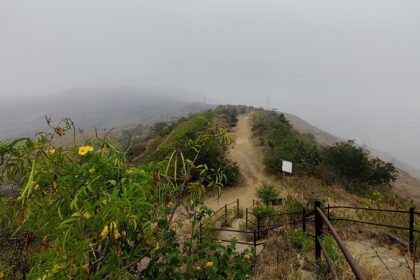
71;211;92;219
0;271;4;278
110;222;120;239
100;225;109;239
83;212;92;219
49;149;56;155
206;261;213;267
78;145;94;156
52;263;65;273
195;266;201;270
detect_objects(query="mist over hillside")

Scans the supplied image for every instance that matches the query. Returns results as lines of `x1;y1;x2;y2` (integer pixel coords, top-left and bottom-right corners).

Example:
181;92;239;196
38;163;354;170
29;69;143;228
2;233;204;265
0;87;214;139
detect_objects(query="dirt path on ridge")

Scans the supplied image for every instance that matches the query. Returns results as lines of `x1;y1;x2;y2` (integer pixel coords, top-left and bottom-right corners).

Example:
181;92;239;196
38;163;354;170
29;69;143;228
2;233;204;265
204;113;282;210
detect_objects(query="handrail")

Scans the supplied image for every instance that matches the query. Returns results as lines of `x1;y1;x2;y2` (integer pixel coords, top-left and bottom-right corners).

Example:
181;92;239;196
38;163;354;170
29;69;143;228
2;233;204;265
201;199;239;225
327;204;418;254
331;218;420;232
248;209;302;219
325;205;410;214
316;207;367;280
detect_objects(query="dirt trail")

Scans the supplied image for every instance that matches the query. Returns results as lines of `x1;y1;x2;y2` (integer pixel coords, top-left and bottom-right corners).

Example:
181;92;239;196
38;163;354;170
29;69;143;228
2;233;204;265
204;113;280;210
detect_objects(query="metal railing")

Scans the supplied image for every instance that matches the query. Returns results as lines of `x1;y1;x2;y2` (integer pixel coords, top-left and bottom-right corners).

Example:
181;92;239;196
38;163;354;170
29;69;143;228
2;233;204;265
201;198;418;280
200;199;304;247
314;201;366;280
323;204;418;254
200;199;240;226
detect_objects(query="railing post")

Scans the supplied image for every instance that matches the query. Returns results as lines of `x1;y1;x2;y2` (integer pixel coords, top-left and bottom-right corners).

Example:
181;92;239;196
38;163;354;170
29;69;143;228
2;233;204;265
246;208;248;229
237;199;240;217
257;216;260;239
315;200;323;262
224;204;227;225
302;208;307;233
327;204;330;220
409;207;415;255
253;230;257;247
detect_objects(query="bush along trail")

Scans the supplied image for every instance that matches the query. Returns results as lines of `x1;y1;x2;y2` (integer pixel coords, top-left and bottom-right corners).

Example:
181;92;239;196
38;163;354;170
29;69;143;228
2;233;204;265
0;109;255;280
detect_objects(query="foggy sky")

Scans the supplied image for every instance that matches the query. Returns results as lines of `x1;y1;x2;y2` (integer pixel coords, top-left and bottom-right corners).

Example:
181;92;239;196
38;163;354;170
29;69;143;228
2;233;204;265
1;1;420;169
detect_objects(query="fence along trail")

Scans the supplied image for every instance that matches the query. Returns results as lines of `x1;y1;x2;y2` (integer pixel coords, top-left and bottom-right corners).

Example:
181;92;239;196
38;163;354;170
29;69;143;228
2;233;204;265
202;112;420;279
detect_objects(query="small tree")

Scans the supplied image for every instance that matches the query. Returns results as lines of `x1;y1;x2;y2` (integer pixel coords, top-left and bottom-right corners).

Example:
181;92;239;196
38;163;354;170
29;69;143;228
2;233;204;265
256;183;281;205
322;140;398;188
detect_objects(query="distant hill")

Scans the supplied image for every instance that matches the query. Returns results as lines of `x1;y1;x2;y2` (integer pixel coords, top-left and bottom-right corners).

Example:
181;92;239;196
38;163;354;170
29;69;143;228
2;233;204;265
0;87;214;139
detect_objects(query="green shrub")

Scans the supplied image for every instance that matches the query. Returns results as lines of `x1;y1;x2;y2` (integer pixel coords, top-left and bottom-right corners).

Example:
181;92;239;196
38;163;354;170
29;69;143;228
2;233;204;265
255;183;281;205
322;141;397;189
221;162;240;185
285;198;305;213
288;229;312;252
251;205;275;218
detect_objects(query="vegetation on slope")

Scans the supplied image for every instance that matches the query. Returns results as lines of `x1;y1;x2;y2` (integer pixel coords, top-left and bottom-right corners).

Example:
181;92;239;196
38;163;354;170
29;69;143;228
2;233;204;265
251;109;397;192
123;105;249;187
0;110;254;279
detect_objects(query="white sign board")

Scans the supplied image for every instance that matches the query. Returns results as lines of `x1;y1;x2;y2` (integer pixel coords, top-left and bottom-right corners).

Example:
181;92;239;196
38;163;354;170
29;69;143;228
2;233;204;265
282;161;293;174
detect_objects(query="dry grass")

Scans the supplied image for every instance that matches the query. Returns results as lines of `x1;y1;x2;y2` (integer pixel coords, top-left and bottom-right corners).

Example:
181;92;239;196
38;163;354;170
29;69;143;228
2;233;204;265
252;227;316;280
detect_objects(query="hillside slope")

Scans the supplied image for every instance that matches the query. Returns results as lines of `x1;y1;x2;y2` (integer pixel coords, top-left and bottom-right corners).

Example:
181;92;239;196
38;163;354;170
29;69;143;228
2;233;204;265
285;112;420;205
0;87;213;140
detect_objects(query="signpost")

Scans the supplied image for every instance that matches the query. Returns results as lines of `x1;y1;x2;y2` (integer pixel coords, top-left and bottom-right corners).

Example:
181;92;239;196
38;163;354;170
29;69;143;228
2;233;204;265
282;160;293;174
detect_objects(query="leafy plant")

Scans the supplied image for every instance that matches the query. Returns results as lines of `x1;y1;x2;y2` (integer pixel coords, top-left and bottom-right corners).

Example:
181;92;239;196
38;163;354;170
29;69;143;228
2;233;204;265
255;183;281;205
0;118;254;279
251;205;275;218
288;229;312;253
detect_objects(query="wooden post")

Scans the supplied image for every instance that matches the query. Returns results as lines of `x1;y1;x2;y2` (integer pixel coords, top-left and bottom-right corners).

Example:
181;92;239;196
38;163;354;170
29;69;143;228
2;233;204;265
224;204;228;225
246;208;248;229
257;216;260;239
327;204;330;220
409;207;415;255
302;208;307;233
315;200;323;262
237;199;240;217
253;230;257;247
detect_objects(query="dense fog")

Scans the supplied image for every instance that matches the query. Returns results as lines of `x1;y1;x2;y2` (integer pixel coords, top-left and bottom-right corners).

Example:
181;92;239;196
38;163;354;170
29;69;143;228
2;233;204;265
1;0;419;169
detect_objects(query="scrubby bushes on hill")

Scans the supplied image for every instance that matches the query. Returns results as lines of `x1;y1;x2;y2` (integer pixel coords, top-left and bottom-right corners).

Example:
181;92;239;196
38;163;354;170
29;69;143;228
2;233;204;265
251;110;320;175
252;110;398;191
322;140;398;188
127;107;246;187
